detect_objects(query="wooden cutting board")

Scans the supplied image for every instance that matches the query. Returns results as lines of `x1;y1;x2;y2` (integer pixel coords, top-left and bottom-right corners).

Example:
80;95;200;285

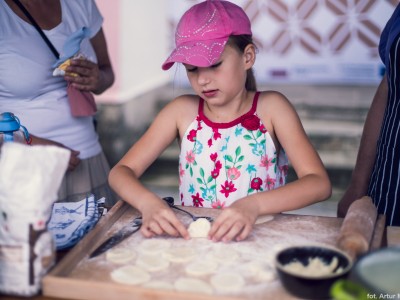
42;200;385;300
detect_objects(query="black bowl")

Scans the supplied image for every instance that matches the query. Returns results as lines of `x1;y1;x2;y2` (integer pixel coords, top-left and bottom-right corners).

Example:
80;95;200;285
275;245;353;300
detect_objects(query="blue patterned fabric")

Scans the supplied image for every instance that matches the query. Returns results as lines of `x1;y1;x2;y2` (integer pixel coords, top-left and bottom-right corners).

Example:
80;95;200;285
47;194;101;249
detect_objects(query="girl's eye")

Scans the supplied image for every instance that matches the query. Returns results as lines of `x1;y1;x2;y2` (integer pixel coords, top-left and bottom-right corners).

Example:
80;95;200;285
186;67;198;73
210;61;222;68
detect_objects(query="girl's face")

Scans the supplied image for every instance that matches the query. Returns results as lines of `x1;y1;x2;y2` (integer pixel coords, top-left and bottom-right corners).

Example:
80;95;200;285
183;44;255;106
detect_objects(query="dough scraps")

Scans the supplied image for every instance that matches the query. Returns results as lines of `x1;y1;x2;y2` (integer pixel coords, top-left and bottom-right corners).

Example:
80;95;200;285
210;272;245;293
188;218;211;238
110;265;150;285
283;256;341;277
105;248;136;264
137;238;171;255
174;277;213;295
136;254;170;272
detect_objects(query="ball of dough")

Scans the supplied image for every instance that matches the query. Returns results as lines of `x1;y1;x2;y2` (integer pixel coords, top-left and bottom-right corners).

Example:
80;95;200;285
188;218;211;238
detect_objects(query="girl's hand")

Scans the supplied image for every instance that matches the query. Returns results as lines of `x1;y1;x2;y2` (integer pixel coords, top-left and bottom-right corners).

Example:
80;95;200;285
64;58;101;93
140;198;189;239
208;199;259;242
30;135;80;171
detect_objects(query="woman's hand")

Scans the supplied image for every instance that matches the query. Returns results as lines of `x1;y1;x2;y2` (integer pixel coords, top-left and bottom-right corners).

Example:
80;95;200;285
64;58;101;93
30;135;80;171
139;197;189;239
208;198;259;242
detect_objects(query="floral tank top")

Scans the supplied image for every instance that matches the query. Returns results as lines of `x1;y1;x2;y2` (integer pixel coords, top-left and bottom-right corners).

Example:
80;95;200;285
179;92;288;208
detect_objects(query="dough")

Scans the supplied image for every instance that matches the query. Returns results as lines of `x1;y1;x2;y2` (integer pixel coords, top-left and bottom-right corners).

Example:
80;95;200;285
185;259;219;276
174;277;213;295
188;218;211;238
105;248;136;264
136;254;170;272
206;245;240;265
137;238;171;255
162;247;196;263
110;265;150;285
210;272;245;293
283;256;339;277
142;280;174;290
255;215;274;225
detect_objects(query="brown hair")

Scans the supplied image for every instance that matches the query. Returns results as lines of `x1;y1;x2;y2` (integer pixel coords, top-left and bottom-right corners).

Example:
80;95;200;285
228;35;257;92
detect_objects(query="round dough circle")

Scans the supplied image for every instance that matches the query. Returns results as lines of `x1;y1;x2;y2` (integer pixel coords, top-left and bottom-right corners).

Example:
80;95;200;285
136;254;170;272
137;238;171;255
174;277;213;295
162;247;196;263
210;272;245;293
206;246;240;264
188;218;211;238
110;265;150;285
185;259;219;276
106;248;136;264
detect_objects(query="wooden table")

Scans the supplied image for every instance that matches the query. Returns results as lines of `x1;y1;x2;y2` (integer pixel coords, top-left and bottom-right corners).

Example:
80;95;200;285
1;201;386;300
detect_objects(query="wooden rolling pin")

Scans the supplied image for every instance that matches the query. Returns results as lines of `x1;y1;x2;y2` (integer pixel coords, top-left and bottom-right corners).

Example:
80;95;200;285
337;196;377;260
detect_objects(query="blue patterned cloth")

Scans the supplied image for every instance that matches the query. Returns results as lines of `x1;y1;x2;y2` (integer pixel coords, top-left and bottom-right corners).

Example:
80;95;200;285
47;194;101;249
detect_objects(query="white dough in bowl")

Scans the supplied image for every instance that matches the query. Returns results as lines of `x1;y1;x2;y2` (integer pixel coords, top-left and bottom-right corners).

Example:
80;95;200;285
110;265;150;285
188;218;211;238
105;248;136;264
174;277;213;295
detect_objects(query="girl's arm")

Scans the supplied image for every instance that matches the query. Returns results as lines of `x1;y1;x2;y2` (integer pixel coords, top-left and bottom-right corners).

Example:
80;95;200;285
209;91;332;242
337;75;388;217
108;97;193;239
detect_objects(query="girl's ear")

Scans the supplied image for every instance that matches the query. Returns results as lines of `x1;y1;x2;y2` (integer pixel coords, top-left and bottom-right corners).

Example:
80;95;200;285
243;44;256;70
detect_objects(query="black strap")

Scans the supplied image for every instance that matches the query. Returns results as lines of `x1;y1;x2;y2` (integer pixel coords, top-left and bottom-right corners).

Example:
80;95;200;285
12;0;60;59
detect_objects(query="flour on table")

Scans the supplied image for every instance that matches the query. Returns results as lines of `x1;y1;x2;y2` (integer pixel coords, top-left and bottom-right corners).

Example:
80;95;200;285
210;272;245;293
188;218;211;238
255;215;274;225
105;248;136;264
136;254;170;272
174;277;213;295
142;280;174;290
110;265;150;285
162;246;196;263
137;238;171;255
185;259;219;276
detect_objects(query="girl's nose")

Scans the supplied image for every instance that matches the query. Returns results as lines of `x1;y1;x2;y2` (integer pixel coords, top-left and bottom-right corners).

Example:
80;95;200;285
197;69;211;86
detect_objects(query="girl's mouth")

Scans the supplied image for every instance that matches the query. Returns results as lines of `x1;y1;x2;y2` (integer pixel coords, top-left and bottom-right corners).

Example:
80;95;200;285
202;90;218;98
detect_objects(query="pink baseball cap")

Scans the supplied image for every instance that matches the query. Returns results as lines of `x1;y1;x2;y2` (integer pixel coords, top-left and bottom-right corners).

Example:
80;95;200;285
162;0;252;70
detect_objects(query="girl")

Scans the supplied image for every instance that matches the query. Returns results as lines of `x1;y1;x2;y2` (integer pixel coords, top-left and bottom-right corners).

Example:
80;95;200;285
109;0;331;242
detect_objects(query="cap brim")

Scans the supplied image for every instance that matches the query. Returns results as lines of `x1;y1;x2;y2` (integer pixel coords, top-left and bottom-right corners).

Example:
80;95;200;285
162;37;228;70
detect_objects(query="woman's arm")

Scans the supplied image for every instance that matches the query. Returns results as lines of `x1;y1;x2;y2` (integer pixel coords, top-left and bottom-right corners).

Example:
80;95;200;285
337;75;388;217
65;28;114;94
